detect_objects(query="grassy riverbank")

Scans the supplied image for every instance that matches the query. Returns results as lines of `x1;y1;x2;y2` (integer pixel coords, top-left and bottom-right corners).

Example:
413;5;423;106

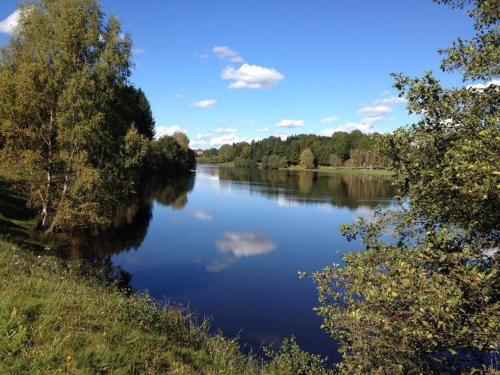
198;161;393;177
284;165;393;176
0;241;329;374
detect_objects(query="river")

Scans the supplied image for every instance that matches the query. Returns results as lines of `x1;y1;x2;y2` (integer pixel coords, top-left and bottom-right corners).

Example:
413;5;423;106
71;165;396;362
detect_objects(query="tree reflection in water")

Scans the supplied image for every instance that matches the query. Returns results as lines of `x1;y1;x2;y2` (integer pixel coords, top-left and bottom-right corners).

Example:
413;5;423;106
209;166;396;209
47;167;395;286
50;173;195;261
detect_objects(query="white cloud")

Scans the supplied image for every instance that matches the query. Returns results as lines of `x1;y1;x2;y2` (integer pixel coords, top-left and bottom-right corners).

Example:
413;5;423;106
467;79;500;90
190;127;266;149
320;129;336;136
321;116;383;136
155;124;187;139
214;127;236;133
362;116;384;126
255;127;269;132
320;115;338;124
277;119;304;128
319;92;406;136
190;210;213;221
358;105;392;116
212;46;245;63
192;99;218;108
175;93;186;100
216;232;277;257
190;128;242;149
222;64;284;89
0;9;20;34
373;96;407;106
273;133;289;141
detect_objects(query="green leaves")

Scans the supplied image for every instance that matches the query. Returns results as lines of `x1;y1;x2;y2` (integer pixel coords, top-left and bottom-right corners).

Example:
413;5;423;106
0;0;153;232
299;148;315;169
150;134;196;173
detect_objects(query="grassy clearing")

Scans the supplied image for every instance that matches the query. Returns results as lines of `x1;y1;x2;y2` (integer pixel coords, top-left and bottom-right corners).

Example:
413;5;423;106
197;161;393;176
284;165;393;176
196;160;236;167
0;240;331;374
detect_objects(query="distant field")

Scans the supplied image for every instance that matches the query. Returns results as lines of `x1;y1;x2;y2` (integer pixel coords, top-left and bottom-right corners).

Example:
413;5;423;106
197;161;393;176
284;165;394;176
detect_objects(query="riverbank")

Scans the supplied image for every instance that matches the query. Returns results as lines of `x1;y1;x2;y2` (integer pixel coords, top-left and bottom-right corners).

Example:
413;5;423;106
0;180;330;374
198;161;393;177
284;165;393;176
0;240;329;374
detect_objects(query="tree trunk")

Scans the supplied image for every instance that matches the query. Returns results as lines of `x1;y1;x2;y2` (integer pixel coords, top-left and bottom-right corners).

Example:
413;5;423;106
46;149;74;233
41;111;54;230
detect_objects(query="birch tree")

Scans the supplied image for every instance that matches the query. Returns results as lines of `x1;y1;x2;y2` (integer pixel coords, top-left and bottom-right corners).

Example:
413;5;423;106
0;0;148;232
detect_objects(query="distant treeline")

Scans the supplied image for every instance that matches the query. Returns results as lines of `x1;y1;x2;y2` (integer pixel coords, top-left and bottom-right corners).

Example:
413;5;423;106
198;131;391;169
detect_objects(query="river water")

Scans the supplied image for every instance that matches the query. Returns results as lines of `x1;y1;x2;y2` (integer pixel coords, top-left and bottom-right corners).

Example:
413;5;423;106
76;165;396;361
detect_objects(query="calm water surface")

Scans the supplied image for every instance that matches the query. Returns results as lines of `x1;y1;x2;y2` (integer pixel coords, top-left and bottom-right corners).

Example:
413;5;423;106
81;165;396;361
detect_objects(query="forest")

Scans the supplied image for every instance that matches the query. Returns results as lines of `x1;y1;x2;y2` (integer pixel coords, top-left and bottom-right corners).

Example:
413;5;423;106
198;131;392;170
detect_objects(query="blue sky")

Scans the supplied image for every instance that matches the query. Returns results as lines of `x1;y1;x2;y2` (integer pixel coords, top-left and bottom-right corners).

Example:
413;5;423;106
0;1;475;148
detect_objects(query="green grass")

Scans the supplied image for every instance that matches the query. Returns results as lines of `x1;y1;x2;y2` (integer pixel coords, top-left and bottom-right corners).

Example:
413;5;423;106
216;161;236;167
284;165;394;176
0;240;331;374
196;160;236;167
197;161;393;176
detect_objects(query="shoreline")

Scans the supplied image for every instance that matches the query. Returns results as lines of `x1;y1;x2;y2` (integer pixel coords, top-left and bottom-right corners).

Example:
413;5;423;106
197;162;393;177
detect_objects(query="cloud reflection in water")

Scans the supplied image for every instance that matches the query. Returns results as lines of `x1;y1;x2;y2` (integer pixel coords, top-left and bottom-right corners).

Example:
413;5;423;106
216;232;277;257
190;209;213;221
207;232;277;272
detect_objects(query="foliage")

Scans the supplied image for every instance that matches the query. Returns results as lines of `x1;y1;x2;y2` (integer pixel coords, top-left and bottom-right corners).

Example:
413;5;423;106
218;144;236;163
311;0;500;373
328;154;343;167
312;220;499;373
436;0;500;80
299;148;316;169
265;337;329;375
261;154;288;169
198;132;392;170
0;0;152;232
0;180;38;240
0;240;331;374
234;157;258;168
118;85;156;140
150;134;196;173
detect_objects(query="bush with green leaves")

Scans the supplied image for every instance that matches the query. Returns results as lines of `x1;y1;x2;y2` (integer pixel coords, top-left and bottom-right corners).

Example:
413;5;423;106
261;155;288;169
299;148;316;169
234;157;258;168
